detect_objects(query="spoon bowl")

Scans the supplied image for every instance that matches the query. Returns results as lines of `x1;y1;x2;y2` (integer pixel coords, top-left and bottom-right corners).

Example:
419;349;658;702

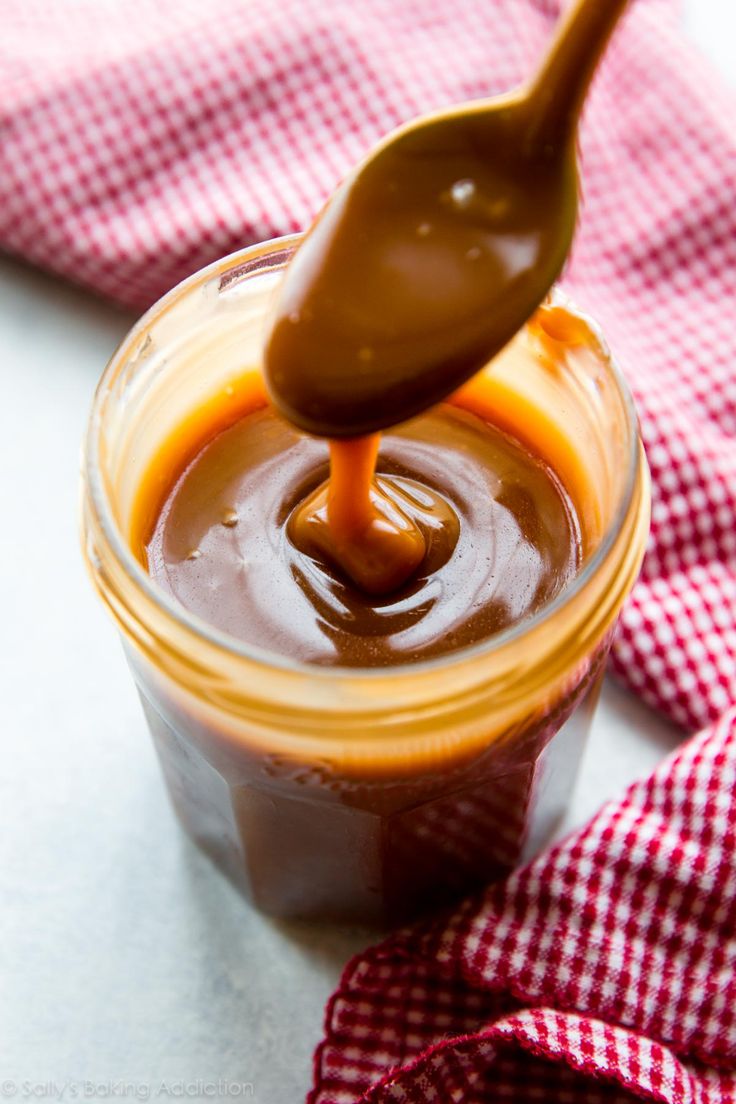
264;0;628;438
266;98;577;437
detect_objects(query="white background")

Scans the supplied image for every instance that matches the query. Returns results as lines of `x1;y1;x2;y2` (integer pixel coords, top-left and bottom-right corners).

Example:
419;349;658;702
0;4;732;1103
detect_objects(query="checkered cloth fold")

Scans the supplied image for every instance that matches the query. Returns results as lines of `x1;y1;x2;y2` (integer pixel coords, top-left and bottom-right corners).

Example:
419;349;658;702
3;1;735;1100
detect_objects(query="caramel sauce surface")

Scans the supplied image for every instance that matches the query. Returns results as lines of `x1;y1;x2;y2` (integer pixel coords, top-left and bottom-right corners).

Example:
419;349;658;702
141;379;580;667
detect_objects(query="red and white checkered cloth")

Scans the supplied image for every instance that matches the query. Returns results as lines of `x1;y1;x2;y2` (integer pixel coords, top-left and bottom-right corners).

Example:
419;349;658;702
3;1;735;1100
311;705;736;1104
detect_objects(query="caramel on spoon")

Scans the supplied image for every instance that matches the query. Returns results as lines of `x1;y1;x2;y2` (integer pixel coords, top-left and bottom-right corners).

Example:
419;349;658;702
264;0;629;438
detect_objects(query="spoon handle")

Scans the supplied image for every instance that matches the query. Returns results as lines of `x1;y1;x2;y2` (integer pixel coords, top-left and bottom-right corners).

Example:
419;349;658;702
526;0;630;146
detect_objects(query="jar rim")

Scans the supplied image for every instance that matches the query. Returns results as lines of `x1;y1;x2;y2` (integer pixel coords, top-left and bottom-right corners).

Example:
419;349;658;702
83;234;644;685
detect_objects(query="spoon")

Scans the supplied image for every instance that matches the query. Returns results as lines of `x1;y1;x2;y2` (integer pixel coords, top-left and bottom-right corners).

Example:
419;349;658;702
264;0;629;439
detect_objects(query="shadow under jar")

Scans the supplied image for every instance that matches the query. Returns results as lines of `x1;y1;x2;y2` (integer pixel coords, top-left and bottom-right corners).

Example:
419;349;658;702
81;236;650;925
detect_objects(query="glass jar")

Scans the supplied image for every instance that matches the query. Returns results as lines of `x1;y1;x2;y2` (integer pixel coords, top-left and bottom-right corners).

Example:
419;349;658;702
81;237;650;924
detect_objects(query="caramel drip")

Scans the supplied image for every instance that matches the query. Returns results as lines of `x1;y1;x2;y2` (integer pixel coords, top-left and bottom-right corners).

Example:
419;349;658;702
290;433;430;595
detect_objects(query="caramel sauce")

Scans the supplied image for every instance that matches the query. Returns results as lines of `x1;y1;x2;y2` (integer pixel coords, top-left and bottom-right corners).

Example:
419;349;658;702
138;374;580;668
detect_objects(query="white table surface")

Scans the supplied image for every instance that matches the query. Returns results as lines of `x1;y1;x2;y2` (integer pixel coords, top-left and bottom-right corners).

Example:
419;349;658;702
0;4;730;1102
